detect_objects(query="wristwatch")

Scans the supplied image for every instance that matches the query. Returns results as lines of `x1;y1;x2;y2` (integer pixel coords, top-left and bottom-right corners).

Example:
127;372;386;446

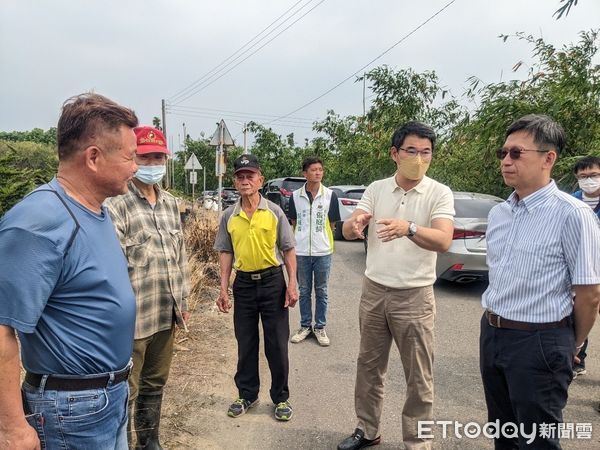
407;221;417;237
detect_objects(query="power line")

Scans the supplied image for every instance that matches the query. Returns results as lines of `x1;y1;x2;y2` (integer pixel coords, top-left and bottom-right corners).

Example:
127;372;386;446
169;0;307;103
169;0;325;105
267;0;458;125
167;105;316;123
171;0;326;106
168;112;315;129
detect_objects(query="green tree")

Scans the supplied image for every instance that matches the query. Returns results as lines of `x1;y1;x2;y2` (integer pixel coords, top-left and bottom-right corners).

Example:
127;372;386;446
431;30;600;197
0;143;55;215
312;66;464;185
0;128;57;145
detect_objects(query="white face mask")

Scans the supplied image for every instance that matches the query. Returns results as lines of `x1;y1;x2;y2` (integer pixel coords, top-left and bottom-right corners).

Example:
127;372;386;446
578;177;600;195
135;165;166;185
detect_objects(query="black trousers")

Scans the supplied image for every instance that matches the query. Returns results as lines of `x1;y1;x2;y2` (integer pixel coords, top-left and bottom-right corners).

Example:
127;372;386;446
232;270;290;404
479;313;574;449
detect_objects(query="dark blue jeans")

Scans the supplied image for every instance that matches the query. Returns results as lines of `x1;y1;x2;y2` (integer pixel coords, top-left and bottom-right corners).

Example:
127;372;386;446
479;313;574;449
297;254;332;329
22;372;129;449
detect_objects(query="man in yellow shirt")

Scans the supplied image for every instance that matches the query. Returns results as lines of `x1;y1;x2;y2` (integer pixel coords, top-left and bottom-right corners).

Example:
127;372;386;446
214;154;298;421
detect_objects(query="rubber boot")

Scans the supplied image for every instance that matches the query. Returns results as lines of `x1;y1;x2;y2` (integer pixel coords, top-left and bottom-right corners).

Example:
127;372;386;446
135;391;164;450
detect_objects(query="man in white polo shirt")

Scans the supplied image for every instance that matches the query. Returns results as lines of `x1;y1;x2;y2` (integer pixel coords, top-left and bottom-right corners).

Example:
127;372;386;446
338;121;455;450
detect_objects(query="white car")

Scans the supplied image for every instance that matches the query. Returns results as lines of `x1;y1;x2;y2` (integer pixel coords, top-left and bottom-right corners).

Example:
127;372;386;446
330;185;366;240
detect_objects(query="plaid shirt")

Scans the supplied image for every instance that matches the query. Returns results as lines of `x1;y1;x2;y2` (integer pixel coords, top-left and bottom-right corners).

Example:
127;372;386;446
105;182;191;339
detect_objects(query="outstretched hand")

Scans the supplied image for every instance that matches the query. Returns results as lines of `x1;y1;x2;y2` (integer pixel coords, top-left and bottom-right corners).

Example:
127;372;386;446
351;213;373;239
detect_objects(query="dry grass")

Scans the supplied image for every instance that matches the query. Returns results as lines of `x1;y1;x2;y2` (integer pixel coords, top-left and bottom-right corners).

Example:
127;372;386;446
182;209;221;313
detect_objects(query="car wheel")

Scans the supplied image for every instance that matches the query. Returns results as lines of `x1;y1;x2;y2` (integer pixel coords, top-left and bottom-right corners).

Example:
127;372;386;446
334;222;344;240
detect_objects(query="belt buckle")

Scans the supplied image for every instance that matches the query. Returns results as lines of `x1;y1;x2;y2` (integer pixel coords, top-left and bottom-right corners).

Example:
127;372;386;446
251;273;261;281
488;311;501;328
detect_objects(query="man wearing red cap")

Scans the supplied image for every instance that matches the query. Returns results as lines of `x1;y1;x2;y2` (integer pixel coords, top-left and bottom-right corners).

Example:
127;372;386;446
106;126;191;449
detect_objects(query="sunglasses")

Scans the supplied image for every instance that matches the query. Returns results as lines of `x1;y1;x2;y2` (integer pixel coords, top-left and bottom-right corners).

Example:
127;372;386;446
496;147;549;160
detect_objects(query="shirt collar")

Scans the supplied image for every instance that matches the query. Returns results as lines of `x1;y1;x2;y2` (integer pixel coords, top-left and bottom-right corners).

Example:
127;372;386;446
389;174;430;194
508;180;557;212
301;183;323;199
129;181;164;203
232;194;269;216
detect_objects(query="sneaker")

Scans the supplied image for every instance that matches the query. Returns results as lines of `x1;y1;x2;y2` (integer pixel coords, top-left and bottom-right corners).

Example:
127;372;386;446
274;400;293;421
227;398;258;418
573;365;587;379
290;326;312;343
314;328;330;346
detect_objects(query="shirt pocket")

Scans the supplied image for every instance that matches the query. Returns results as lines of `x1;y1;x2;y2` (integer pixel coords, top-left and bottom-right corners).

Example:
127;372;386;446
169;229;182;260
125;229;151;267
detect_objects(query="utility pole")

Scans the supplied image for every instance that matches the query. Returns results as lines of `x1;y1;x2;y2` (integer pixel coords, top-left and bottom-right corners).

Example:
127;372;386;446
243;122;248;154
362;73;366;116
218;122;224;213
161;99;169;188
169;135;175;189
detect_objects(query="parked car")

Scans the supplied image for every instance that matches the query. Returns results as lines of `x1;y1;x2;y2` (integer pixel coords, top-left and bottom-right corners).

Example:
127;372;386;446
329;185;367;240
364;191;504;283
221;187;240;208
261;177;306;216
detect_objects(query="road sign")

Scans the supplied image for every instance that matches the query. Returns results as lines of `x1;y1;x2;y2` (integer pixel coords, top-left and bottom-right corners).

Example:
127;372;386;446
210;120;235;146
190;171;197;185
184;154;202;170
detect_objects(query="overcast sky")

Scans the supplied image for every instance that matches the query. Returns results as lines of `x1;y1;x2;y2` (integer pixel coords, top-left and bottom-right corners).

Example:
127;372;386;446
1;0;599;149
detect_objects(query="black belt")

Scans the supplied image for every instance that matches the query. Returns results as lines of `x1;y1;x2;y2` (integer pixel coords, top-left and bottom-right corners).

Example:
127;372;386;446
236;265;283;281
25;366;130;391
485;311;570;331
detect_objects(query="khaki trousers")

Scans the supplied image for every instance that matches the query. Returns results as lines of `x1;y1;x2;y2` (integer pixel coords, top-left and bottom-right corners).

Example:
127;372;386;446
355;277;435;450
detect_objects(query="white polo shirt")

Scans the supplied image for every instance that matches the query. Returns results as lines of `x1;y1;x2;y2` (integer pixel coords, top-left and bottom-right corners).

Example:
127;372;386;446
358;175;455;289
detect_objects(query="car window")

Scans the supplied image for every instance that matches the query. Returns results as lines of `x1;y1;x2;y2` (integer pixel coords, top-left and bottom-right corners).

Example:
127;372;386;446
342;189;365;200
454;198;503;218
282;179;305;191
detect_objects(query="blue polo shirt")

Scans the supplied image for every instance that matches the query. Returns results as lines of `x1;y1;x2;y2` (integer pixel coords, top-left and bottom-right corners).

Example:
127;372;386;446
0;179;136;375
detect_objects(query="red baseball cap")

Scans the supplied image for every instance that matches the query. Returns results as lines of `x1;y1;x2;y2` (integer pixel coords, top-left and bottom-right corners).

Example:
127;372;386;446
134;126;170;155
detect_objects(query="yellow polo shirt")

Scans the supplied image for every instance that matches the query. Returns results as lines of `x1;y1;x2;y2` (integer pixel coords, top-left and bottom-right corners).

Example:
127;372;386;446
214;196;296;272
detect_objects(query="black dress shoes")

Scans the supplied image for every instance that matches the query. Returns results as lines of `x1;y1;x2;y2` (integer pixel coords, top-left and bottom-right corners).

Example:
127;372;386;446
337;428;381;450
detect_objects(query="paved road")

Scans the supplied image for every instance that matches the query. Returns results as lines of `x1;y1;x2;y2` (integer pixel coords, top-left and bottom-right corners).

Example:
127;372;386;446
186;240;600;449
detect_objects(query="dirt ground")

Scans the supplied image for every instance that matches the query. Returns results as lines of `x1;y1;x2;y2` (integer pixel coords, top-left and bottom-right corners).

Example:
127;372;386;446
160;284;238;449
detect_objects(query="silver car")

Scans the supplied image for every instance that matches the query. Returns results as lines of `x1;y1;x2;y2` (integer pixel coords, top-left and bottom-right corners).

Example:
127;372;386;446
436;192;504;283
364;191;504;283
329;185;366;240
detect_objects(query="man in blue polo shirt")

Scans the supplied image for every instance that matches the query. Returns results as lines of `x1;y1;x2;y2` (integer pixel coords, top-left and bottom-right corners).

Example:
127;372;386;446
0;93;139;450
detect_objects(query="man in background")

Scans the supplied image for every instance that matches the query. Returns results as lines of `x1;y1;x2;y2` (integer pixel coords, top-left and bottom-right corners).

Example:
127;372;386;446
288;156;340;346
570;155;600;379
214;154;298;421
106;126;191;449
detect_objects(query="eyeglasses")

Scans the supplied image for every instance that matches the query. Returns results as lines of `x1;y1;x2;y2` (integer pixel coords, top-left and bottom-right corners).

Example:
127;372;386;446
576;173;600;181
397;147;433;158
496;147;549;160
